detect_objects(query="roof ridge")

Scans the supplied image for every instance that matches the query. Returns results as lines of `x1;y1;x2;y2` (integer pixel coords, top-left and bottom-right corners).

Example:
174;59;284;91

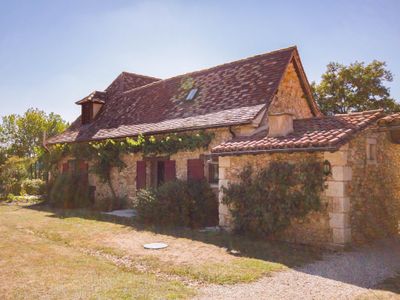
334;109;384;116
120;71;161;81
122;46;297;95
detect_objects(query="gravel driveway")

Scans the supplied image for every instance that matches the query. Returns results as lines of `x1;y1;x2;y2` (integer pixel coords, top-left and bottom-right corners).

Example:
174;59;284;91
196;238;400;300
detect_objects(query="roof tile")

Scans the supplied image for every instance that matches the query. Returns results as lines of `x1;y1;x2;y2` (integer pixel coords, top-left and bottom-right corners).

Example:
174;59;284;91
48;47;297;144
212;110;383;154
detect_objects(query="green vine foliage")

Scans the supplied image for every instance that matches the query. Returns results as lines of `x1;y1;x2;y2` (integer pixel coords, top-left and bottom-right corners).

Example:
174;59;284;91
45;131;214;199
222;158;326;237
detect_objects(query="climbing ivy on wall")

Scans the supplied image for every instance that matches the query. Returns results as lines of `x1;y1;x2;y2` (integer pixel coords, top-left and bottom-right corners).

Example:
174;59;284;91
222;158;326;236
45;131;214;200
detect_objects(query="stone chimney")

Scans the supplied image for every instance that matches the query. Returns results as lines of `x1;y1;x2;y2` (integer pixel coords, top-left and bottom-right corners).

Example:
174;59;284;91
268;113;294;137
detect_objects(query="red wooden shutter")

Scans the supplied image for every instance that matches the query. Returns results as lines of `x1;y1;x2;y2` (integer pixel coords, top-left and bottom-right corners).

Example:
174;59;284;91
136;161;146;190
79;161;88;172
164;160;176;182
79;161;89;184
187;159;204;181
62;163;69;173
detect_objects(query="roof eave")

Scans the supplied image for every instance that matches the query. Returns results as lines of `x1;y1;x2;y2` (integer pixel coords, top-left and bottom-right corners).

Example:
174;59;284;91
211;145;340;157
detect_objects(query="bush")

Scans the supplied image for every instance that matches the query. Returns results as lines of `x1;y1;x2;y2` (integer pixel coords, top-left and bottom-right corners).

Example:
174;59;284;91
21;179;46;195
0;156;31;196
222;159;325;237
48;173;91;209
135;179;218;228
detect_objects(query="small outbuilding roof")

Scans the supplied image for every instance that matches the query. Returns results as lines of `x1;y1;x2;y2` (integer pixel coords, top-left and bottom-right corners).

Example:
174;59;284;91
212;110;384;155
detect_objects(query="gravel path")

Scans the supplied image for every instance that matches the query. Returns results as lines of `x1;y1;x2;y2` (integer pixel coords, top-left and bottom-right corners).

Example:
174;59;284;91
196;238;400;300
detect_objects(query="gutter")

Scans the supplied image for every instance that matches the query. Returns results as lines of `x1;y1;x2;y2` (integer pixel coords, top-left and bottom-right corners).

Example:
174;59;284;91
211;145;339;157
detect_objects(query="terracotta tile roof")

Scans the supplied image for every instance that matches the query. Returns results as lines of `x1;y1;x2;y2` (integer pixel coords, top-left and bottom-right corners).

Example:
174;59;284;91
212;110;384;154
48;46;302;144
377;113;400;126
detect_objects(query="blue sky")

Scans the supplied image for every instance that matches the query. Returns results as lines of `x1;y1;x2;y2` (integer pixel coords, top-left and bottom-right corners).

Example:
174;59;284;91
0;0;399;122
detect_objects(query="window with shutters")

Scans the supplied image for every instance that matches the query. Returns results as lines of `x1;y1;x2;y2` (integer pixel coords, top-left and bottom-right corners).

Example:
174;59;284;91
147;159;176;188
62;159;89;183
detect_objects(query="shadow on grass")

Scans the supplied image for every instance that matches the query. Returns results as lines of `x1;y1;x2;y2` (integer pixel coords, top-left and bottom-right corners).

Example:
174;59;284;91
25;202;325;269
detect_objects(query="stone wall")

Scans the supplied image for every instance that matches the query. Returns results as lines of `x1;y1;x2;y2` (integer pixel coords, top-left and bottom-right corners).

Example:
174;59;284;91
218;152;335;247
269;61;313;119
347;128;400;244
219;128;400;248
87;127;232;207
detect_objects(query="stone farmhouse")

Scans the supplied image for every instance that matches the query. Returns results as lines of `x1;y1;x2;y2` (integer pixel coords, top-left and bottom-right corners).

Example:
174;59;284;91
47;46;400;248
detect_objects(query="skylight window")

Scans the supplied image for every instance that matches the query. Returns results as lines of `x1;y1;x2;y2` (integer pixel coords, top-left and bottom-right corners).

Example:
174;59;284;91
186;88;198;101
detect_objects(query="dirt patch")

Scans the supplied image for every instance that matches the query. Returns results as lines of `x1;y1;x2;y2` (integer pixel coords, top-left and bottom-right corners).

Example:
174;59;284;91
105;231;234;265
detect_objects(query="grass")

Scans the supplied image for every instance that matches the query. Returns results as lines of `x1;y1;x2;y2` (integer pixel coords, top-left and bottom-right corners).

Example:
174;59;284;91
356;274;400;299
0;218;192;299
0;203;324;298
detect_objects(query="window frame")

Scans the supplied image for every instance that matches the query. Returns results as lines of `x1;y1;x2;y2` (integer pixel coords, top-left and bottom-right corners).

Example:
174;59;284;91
366;138;378;164
207;156;219;186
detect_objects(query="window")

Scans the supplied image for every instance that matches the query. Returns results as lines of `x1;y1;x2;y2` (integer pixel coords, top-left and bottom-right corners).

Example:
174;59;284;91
157;161;165;186
149;159;176;187
366;138;377;163
186;88;198;101
208;157;219;184
81;103;93;125
368;144;377;161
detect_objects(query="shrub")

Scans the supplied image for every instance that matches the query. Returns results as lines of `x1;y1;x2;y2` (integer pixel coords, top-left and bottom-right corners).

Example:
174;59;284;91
135;179;218;228
187;180;219;227
0;156;31;196
48;173;91;209
222;158;325;237
21;179;46;195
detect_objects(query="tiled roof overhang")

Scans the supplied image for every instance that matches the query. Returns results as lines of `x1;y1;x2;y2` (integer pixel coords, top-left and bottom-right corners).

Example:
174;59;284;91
211;110;384;155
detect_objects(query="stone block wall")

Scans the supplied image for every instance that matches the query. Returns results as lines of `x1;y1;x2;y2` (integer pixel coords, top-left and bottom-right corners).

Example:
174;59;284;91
269;62;314;119
218;152;334;247
323;145;352;246
88;127;232;207
219;128;400;248
347;129;400;244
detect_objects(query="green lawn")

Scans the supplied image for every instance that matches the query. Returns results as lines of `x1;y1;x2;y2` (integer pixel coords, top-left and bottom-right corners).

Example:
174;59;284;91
0;203;323;299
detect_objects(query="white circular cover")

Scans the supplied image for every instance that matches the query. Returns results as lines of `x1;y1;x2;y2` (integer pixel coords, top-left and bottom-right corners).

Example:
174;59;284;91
143;242;168;250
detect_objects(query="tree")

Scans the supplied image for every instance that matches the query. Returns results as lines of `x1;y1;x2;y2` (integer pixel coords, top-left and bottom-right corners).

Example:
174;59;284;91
312;60;400;115
0;108;68;157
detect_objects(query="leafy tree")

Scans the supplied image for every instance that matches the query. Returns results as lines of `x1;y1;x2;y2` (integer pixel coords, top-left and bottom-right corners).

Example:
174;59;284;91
0;156;32;195
0;108;68;157
312;60;400;115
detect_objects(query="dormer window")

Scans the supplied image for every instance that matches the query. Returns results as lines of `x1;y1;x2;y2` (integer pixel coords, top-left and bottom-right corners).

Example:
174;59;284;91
76;91;106;125
186;88;198;101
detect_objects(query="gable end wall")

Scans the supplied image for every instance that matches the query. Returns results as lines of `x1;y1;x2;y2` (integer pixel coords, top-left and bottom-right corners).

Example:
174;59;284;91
268;61;314;119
